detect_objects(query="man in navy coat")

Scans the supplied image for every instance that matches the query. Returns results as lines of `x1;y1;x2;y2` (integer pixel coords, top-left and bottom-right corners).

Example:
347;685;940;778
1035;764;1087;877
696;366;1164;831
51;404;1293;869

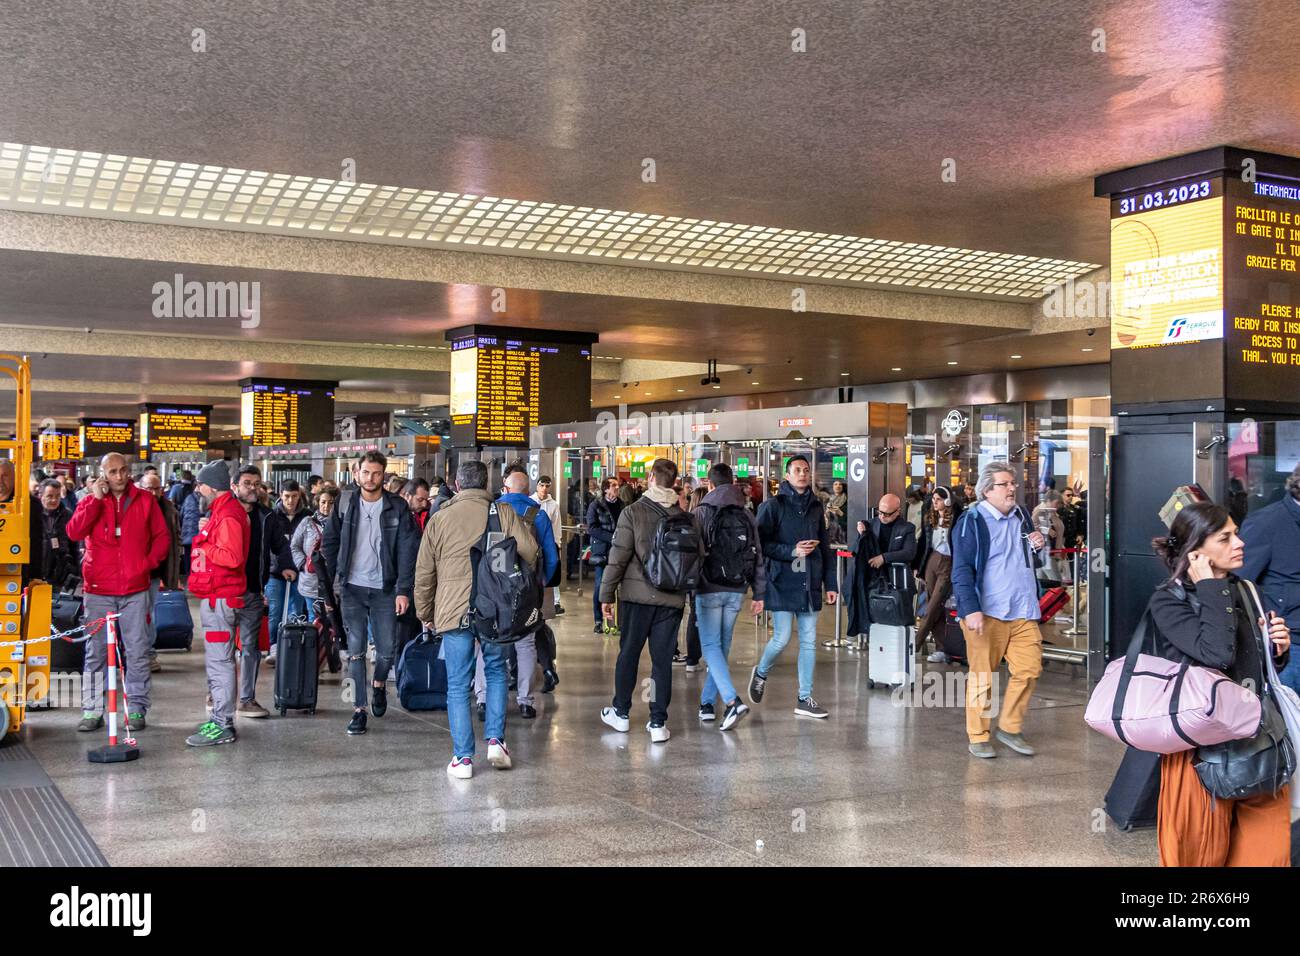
1240;464;1300;695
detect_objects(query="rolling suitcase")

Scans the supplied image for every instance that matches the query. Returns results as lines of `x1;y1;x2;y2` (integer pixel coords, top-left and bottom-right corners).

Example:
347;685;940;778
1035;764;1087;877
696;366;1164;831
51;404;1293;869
940;610;968;663
274;609;320;716
153;587;194;651
1103;747;1162;831
866;623;914;689
395;629;448;711
50;590;85;673
1039;586;1069;623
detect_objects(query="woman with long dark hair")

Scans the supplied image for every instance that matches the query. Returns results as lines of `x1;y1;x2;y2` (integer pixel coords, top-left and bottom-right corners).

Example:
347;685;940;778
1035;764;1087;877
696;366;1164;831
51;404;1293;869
1145;501;1292;866
917;486;962;662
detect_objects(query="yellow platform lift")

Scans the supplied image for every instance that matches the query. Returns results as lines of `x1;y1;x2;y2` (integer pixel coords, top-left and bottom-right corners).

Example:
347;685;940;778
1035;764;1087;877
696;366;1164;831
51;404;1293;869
0;354;53;737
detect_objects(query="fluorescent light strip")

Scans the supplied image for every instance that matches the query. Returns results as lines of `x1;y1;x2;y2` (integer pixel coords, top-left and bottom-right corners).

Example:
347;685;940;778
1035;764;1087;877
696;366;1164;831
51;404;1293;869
0;143;1100;299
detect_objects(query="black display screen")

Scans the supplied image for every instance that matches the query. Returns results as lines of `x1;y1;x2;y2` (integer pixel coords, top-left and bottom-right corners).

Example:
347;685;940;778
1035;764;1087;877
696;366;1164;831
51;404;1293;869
80;419;136;458
449;332;593;447
140;404;211;454
241;379;336;446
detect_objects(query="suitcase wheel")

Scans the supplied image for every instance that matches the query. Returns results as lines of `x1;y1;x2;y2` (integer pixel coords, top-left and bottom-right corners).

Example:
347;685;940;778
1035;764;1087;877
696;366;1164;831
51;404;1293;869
867;679;876;689
278;706;286;717
308;707;316;715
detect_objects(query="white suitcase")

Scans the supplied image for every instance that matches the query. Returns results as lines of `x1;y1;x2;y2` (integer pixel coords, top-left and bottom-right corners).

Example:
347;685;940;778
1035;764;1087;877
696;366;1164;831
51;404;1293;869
866;623;914;689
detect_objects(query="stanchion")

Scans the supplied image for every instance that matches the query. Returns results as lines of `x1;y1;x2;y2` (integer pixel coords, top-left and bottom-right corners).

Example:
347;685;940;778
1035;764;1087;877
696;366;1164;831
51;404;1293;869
88;611;140;764
1064;548;1087;638
823;549;852;648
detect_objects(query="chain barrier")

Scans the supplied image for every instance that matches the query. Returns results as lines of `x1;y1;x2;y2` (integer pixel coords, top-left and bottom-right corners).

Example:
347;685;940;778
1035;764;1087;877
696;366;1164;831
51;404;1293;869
0;616;107;649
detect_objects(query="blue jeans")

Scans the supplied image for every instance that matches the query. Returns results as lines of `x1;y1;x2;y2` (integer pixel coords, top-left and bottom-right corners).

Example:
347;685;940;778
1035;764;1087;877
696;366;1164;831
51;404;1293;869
593;565;606;623
1279;654;1300;697
757;610;819;700
443;628;509;760
697;591;743;707
264;576;306;646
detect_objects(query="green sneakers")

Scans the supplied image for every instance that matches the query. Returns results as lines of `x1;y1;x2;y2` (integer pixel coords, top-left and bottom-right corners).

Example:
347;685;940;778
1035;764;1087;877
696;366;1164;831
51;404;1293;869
76;713;103;733
127;712;146;730
185;720;236;747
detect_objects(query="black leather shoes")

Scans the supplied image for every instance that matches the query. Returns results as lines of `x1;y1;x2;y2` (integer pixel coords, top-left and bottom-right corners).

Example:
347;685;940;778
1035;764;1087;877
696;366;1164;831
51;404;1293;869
371;684;387;717
346;710;368;735
519;704;537;719
541;668;559;693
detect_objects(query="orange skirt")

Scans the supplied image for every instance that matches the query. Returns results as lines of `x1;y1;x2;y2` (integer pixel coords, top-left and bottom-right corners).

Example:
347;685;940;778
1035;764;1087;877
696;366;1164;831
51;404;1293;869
1157;750;1291;867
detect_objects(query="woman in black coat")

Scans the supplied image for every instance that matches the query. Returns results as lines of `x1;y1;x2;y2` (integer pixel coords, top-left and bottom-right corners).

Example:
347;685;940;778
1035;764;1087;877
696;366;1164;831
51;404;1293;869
1143;501;1292;867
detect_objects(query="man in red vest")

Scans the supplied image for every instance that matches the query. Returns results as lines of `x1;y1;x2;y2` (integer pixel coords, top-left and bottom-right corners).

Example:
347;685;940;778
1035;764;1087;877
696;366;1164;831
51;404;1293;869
185;460;251;747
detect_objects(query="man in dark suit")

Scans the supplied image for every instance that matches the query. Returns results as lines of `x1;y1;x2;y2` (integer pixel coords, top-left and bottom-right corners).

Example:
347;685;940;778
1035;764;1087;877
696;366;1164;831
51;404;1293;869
847;493;918;636
1240;464;1300;695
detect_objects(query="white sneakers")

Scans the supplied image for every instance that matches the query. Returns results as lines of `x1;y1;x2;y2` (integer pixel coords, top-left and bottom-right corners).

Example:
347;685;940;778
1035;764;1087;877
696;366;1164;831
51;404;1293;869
446;756;473;779
486;738;512;769
927;650;950;663
646;722;670;743
600;707;630;733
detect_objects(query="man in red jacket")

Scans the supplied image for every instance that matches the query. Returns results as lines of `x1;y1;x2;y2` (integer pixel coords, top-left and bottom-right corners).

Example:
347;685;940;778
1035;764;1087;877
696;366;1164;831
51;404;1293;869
66;452;171;732
185;460;251;747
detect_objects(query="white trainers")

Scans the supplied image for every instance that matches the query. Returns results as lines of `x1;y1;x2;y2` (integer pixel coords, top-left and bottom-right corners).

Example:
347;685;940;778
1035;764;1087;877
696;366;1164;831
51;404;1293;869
601;707;630;733
927;650;950;663
486;738;512;770
446;756;473;779
646;721;670;743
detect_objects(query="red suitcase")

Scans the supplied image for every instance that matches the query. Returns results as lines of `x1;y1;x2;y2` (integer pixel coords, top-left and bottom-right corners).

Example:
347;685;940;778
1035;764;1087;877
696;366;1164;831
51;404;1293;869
1039;587;1069;623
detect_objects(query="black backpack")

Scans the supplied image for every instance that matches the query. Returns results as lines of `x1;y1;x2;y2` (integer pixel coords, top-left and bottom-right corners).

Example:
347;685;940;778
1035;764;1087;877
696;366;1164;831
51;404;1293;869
702;504;757;588
467;503;543;644
642;503;703;593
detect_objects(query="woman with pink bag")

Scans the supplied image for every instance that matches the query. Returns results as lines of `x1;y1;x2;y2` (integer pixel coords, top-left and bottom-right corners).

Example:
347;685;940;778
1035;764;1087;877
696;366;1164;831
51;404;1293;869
1145;502;1292;866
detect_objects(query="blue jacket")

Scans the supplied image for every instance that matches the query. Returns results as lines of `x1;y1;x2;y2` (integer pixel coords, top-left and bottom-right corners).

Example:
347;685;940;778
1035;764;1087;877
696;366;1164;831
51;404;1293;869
500;491;559;583
180;489;202;542
950;501;1034;619
756;481;837;613
1240;493;1300;638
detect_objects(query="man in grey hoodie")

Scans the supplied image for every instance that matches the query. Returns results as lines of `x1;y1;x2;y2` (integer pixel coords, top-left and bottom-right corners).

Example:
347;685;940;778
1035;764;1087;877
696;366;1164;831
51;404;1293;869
693;462;765;730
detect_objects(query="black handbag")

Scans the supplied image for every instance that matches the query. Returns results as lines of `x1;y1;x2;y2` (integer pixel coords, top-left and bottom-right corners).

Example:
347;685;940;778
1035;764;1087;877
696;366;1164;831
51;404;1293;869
868;578;911;627
1192;582;1297;800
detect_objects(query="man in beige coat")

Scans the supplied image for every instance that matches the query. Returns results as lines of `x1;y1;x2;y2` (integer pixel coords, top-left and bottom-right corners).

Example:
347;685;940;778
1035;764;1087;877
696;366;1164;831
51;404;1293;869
415;459;538;779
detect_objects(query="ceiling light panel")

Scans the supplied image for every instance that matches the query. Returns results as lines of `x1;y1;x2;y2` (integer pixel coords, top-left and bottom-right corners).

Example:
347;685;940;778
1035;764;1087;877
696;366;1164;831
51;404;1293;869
0;143;1099;299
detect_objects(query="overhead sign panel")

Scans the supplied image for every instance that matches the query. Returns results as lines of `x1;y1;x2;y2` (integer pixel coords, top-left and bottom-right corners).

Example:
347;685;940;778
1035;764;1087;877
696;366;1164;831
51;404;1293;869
446;326;596;447
240;379;335;446
139;404;211;454
79;419;136;458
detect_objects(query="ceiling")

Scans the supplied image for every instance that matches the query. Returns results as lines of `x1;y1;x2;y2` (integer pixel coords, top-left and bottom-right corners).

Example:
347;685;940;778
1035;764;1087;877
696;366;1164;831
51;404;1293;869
2;0;1297;431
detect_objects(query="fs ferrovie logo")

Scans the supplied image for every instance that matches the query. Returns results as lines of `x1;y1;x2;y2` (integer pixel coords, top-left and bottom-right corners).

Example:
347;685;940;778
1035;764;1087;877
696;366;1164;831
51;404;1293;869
1167;316;1188;340
49;886;151;936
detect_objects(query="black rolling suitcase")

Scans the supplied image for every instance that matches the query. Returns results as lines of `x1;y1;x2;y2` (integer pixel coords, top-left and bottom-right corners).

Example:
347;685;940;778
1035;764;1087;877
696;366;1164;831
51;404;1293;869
940;609;968;663
1104;747;1162;831
50;590;85;673
274;609;320;716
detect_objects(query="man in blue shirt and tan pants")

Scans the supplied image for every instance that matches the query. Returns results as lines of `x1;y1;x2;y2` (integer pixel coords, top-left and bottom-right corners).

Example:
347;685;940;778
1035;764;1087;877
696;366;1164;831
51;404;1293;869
950;461;1047;759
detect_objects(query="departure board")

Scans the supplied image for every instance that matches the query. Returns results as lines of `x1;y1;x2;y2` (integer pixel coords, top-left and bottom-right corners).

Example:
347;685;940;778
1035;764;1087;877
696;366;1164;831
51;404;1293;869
1224;174;1300;403
38;432;79;461
80;419;136;458
240;379;335;446
140;404;211;453
447;326;595;447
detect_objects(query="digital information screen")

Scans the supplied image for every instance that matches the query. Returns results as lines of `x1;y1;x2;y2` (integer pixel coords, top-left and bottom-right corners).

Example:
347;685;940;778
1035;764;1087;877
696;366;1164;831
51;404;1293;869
240;379;336;446
1224;175;1300;402
449;330;593;447
1110;177;1224;350
79;419;136;458
38;433;79;461
140;404;211;454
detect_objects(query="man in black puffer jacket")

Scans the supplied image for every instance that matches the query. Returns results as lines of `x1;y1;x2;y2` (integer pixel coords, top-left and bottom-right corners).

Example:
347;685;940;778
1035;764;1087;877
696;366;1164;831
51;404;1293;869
747;455;838;719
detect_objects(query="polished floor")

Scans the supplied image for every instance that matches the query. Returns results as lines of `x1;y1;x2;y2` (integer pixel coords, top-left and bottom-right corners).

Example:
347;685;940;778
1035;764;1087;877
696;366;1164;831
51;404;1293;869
11;591;1155;867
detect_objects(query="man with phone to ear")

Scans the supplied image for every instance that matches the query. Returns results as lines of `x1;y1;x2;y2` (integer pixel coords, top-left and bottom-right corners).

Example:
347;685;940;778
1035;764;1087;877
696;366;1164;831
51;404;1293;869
66;453;171;732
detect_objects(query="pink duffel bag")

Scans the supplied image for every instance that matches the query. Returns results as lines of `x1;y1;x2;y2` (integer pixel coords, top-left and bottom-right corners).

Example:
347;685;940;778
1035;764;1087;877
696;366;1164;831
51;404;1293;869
1085;608;1262;754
